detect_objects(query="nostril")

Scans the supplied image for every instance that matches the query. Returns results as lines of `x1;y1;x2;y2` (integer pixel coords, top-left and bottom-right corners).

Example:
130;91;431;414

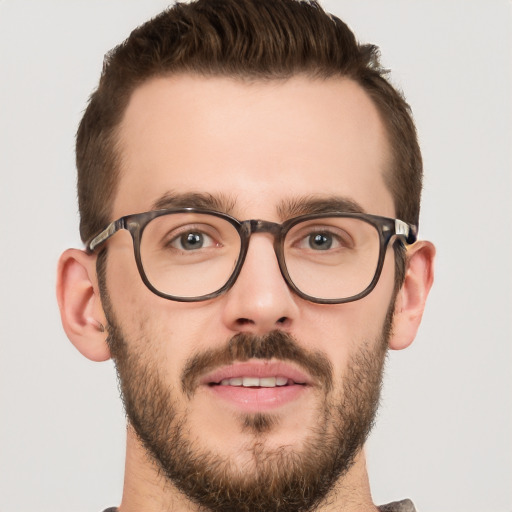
277;317;288;324
236;318;255;326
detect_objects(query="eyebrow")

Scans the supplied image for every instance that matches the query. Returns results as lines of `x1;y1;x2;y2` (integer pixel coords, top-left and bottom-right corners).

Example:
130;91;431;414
152;191;237;214
276;196;367;219
151;191;366;220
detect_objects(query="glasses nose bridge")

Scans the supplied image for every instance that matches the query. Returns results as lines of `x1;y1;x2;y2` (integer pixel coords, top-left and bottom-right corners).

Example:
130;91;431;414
239;218;286;263
248;219;283;237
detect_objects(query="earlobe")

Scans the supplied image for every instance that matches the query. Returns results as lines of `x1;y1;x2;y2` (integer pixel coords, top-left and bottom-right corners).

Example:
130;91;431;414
56;248;111;362
388;241;436;351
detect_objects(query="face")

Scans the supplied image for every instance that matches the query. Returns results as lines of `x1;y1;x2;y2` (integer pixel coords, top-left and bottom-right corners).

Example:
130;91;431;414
101;75;398;511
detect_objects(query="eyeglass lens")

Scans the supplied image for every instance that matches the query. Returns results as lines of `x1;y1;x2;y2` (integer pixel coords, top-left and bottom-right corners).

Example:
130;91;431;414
139;212;380;300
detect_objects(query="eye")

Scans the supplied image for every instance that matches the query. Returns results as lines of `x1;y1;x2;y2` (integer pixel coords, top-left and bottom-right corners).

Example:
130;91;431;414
169;231;216;251
307;232;334;250
294;230;347;251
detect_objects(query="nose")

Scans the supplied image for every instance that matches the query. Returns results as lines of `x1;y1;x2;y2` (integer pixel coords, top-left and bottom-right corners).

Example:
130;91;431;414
220;233;300;334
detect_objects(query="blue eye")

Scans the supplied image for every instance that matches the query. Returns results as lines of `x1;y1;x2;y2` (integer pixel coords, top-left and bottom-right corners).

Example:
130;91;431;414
308;233;333;250
171;231;215;251
182;232;204;250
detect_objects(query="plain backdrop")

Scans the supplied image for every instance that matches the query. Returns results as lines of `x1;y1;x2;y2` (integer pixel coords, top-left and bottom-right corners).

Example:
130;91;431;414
0;1;511;511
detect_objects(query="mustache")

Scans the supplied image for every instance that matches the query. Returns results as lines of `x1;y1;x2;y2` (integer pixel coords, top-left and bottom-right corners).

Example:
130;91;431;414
181;330;333;397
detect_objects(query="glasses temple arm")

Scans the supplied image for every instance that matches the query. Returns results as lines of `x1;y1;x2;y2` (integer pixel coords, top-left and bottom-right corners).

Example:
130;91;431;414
86;218;125;252
395;219;418;245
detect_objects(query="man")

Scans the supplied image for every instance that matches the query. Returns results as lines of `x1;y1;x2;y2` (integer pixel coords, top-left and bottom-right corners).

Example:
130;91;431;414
57;0;435;510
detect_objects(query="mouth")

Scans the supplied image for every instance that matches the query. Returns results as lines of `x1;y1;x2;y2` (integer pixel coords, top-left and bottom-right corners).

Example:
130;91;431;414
200;361;311;412
214;376;300;388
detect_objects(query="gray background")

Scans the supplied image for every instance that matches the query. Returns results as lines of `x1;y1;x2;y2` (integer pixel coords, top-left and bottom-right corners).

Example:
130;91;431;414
0;1;511;511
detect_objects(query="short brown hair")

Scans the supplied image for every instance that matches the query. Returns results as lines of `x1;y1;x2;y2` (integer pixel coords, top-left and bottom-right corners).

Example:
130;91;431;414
77;0;422;260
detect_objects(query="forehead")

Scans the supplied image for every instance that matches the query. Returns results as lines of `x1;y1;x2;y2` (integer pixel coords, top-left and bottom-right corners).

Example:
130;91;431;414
114;74;394;220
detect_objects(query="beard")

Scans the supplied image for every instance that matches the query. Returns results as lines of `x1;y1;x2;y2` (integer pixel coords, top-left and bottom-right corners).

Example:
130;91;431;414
100;279;392;512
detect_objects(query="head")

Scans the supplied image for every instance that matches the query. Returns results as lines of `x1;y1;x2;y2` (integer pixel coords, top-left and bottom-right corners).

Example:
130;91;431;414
58;1;434;511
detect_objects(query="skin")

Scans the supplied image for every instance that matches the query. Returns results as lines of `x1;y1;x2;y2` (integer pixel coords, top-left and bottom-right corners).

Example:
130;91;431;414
57;74;435;511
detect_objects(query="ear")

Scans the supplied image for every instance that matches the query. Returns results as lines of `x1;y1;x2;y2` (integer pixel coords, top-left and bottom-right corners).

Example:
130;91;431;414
56;248;111;362
388;241;436;350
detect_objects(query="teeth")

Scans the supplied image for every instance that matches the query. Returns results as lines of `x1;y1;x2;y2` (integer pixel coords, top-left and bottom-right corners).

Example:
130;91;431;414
219;377;289;387
259;377;276;387
243;377;260;387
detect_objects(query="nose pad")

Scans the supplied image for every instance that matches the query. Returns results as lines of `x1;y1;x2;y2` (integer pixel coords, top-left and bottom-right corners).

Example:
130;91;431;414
220;234;299;334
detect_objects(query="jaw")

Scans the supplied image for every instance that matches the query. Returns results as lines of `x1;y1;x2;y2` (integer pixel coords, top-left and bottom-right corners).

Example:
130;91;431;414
116;339;386;512
122;418;375;512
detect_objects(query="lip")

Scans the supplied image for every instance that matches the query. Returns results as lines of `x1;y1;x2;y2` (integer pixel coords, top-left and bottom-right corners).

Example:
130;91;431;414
200;360;313;413
201;360;312;385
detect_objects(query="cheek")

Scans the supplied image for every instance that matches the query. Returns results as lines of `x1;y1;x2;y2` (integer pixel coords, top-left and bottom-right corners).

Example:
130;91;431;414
298;251;396;360
106;253;232;385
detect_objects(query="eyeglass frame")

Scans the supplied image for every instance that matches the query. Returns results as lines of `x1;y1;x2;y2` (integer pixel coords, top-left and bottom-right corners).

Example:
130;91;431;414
86;207;417;305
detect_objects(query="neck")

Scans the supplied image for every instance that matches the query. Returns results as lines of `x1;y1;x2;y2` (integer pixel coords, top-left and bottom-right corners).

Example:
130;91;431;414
117;425;378;512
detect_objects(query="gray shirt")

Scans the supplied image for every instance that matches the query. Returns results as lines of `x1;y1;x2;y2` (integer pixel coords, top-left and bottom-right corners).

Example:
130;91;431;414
102;499;416;511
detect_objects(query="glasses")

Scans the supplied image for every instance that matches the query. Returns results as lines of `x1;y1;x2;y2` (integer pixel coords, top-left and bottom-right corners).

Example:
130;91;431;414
87;208;417;304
